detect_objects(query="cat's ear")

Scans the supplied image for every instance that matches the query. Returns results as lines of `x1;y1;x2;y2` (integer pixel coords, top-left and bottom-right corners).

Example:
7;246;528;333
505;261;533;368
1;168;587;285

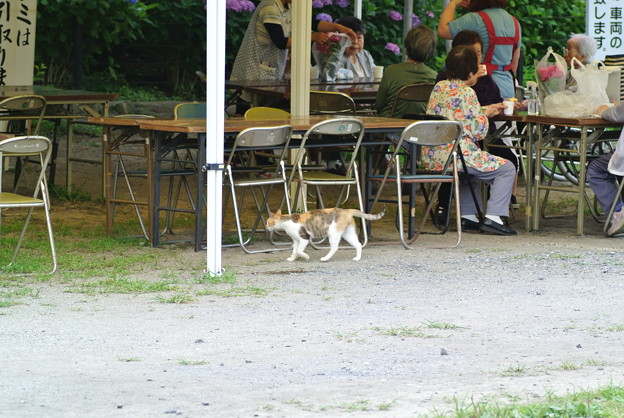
275;209;282;216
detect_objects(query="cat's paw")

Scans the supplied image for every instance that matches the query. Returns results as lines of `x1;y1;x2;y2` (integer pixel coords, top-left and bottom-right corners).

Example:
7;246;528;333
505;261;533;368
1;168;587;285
287;256;297;262
352;255;361;261
320;256;331;262
299;253;310;260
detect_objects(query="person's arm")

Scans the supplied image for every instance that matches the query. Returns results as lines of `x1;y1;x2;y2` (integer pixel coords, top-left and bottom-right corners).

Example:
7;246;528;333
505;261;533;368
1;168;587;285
317;20;357;43
510;46;520;74
438;0;468;39
597;103;624;122
264;22;291;49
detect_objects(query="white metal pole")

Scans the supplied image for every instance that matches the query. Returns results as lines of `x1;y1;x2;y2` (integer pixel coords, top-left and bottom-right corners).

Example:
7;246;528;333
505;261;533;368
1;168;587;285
354;0;362;19
403;0;413;62
205;0;225;275
291;0;312;116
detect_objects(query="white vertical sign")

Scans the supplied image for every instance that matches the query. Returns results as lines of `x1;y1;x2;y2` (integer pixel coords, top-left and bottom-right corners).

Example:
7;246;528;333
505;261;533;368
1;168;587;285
587;0;624;60
0;0;37;85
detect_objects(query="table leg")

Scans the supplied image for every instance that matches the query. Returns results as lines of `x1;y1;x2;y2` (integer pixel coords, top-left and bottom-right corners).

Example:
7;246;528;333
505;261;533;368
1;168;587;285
576;127;588;235
525;122;534;231
196;133;206;251
150;132;160;247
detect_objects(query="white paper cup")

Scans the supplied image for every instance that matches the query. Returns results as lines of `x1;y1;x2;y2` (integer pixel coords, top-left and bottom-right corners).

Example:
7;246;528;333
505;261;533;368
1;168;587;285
480;64;487;75
373;65;384;79
503;100;514;116
310;66;319;80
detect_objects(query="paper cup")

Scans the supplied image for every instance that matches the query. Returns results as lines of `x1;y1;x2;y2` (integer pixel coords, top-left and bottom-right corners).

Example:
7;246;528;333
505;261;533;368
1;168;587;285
310;66;319;80
503;100;514;116
373;65;384;79
480;64;487;75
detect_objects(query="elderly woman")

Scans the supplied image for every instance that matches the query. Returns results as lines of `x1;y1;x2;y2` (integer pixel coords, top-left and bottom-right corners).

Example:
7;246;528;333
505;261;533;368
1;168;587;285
335;16;375;78
438;0;521;101
426;45;515;235
564;34;598;91
374;25;438;118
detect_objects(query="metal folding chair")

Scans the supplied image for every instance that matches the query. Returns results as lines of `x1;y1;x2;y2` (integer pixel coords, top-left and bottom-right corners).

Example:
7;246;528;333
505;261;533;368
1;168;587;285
288;118;369;245
0;136;57;274
310;91;356;115
368;120;463;249
224;124;293;253
389;83;435;119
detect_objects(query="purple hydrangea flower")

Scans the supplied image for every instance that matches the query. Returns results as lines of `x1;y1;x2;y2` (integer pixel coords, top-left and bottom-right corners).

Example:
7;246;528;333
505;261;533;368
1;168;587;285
335;0;350;7
128;0;138;4
388;10;402;21
226;0;256;12
385;42;401;55
412;13;421;27
316;13;333;23
312;0;324;7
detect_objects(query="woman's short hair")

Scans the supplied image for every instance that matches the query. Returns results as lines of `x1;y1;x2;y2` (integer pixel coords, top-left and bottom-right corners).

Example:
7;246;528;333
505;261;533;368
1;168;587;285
468;0;509;11
569;34;597;63
446;45;479;80
335;16;366;35
404;25;437;62
452;30;482;48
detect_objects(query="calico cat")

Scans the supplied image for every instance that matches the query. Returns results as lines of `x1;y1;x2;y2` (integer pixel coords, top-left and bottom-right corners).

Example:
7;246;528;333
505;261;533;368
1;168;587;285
266;207;385;262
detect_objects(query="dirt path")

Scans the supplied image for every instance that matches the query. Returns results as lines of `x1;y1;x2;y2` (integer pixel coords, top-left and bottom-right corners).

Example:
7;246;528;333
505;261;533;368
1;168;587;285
1;135;624;417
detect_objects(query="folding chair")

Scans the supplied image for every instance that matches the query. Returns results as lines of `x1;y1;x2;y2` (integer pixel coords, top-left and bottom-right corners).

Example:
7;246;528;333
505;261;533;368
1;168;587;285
224;124;293;253
310;91;356;115
244;107;291;120
173;102;207;120
288;118;370;245
368;120;463;249
0;136;57;274
389;83;435;119
604;176;624;236
0;95;47;190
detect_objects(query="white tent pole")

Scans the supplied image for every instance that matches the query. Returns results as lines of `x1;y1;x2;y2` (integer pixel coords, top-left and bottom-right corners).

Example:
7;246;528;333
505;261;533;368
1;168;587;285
354;0;362;19
291;0;312;116
205;0;225;275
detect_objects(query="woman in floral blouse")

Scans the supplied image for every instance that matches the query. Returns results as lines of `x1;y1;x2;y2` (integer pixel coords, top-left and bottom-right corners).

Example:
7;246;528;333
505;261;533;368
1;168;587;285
425;45;516;235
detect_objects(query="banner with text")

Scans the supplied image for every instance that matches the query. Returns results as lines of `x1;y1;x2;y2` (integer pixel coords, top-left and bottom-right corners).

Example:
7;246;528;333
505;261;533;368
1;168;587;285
587;0;624;60
0;0;37;85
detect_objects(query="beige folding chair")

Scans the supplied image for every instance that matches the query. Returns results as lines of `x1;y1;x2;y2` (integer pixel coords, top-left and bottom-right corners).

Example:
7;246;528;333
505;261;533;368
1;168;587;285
224;124;293;253
368;120;463;249
310;91;356;115
288;118;369;245
0;136;57;274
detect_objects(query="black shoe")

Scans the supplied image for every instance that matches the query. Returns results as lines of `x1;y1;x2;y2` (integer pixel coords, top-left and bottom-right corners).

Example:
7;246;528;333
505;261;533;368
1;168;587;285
460;218;481;232
479;218;517;236
433;204;450;230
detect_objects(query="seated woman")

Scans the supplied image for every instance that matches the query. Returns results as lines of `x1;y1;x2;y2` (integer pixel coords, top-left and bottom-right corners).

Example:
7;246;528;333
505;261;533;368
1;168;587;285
375;25;438;118
563;34;598;91
335;16;375;78
426;45;516;235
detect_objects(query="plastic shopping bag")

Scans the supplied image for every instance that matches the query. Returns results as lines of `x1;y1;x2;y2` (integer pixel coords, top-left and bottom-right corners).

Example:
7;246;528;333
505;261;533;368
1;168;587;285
535;46;567;98
312;33;351;82
543;58;611;118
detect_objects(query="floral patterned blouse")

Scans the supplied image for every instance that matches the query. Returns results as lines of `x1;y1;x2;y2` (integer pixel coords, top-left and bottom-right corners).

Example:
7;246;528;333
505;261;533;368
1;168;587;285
424;80;507;173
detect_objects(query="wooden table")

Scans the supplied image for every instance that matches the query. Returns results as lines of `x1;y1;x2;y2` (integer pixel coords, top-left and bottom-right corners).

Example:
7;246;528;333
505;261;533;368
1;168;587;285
89;117;206;250
526;115;621;235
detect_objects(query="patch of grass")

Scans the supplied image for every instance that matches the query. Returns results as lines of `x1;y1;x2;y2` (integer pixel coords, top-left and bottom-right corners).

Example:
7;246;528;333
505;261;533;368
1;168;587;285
67;278;178;295
196;286;268;298
423;320;463;330
198;269;237;284
587;357;607;366
49;184;93;203
606;324;624;332
156;293;195;304
333;331;362;343
178;359;207;365
500;362;526;377
437;385;624;417
558;361;581;371
372;326;436;338
321;399;370;412
118;357;140;362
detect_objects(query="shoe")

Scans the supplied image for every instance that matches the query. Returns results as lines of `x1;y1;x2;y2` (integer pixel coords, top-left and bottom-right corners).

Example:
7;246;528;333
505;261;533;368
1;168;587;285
461;218;481;232
433;204;450;230
479;218;517;236
607;210;624;237
510;195;520;210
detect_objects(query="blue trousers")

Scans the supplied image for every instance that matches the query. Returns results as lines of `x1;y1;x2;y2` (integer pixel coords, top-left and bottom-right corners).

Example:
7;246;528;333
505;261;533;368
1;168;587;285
587;153;623;213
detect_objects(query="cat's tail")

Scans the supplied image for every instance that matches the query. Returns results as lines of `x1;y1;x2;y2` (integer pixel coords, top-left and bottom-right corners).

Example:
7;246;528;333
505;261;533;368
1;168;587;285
352;206;386;221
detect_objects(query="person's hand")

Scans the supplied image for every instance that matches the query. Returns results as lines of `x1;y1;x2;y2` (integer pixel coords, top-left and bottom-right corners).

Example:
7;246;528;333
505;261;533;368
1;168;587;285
484;103;506;117
456;0;470;7
311;32;330;44
476;64;487;78
335;24;357;43
594;104;610;116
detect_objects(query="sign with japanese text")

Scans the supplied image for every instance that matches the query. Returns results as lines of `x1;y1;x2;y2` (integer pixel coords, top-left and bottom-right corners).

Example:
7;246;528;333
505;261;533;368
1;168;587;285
0;0;37;85
587;0;624;60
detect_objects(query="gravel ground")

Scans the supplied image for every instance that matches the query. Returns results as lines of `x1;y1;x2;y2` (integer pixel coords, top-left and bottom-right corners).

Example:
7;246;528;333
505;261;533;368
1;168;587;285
2;134;624;417
2;222;624;417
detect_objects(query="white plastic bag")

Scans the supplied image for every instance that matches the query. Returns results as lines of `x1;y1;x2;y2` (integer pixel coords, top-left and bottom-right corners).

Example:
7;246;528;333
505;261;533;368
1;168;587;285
535;46;567;97
544;59;611;118
312;33;351;82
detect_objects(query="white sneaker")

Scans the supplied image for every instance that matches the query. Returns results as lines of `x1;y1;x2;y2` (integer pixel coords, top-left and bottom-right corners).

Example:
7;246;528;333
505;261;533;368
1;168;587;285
607;210;624;237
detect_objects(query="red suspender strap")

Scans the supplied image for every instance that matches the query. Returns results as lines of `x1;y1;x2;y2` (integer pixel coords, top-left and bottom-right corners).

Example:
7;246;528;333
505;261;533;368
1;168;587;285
476;11;519;74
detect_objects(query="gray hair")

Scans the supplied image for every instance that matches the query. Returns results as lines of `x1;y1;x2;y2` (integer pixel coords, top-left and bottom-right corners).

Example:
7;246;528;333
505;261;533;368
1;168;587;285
569;34;597;63
404;25;437;62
